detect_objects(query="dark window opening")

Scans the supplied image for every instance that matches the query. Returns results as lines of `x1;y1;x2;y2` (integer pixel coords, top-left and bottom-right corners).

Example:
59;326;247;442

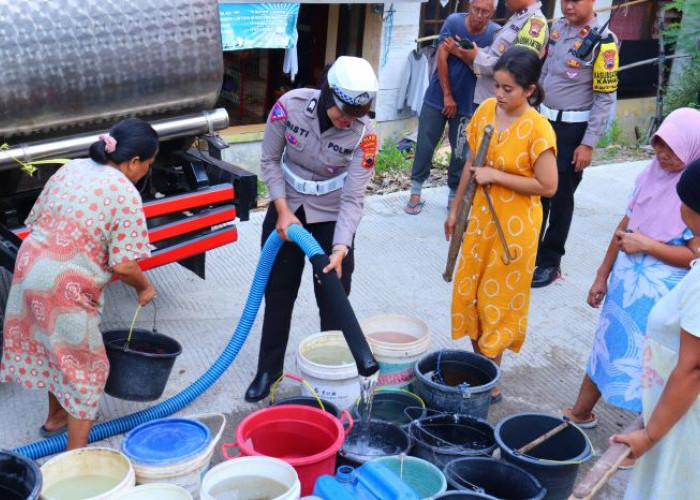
216;4;332;125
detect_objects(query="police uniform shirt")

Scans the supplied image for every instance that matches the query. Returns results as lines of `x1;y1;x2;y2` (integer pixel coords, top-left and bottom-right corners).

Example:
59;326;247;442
473;1;548;104
260;88;377;248
541;16;619;147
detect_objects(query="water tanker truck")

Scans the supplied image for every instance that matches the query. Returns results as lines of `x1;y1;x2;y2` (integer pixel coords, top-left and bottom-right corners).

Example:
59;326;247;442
0;0;257;278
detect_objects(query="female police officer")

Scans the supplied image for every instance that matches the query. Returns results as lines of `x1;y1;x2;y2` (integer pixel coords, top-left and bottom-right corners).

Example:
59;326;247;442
245;56;380;402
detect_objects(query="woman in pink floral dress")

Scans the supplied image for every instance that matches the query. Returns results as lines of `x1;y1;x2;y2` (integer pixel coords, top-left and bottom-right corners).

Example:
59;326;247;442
1;118;157;449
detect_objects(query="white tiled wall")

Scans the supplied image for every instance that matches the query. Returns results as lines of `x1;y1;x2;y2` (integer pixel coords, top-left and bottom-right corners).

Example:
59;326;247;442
374;2;423;123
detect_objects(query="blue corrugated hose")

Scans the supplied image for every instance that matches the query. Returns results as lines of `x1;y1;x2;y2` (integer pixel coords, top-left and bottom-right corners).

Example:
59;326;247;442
13;224;324;459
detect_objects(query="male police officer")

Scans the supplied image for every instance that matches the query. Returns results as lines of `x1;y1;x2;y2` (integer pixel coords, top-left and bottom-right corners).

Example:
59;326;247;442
404;0;499;214
459;0;549;104
245;57;379;402
532;0;619;287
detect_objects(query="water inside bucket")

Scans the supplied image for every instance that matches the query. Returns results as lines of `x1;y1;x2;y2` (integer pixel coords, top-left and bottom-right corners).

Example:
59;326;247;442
107;338;167;355
208;475;288;500
43;474;121;500
343;430;406;458
0;485;25;500
305;345;354;365
368;331;417;343
414;421;493;452
429;361;490;387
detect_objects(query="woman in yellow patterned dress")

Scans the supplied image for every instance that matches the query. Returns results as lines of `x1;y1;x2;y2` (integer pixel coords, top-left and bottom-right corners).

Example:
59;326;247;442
445;47;558;401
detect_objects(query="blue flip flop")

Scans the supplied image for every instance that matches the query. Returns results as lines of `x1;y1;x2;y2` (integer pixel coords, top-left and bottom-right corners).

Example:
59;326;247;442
39;425;67;438
404;200;425;215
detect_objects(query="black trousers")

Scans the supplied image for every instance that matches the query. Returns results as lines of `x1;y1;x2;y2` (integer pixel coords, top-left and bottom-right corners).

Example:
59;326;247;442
537;120;588;269
255;204;355;375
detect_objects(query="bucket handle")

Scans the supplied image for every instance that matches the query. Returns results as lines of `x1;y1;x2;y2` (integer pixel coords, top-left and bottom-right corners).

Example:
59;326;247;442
124;301;158;349
269;372;326;412
340;410;354;435
443;466;487;495
221;441;242;460
188;412;227;457
407;410;489;450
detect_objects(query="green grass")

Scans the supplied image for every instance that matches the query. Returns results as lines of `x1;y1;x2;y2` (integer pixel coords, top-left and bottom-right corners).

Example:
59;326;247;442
374;139;413;173
597;120;628;148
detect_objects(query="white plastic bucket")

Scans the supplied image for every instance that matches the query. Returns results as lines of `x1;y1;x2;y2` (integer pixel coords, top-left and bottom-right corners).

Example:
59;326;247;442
297;331;360;410
40;447;135;500
200;456;301;500
128;413;226;497
361;314;431;389
112;484;193;500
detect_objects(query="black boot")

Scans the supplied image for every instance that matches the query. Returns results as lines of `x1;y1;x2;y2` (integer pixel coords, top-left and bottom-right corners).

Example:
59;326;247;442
244;371;282;403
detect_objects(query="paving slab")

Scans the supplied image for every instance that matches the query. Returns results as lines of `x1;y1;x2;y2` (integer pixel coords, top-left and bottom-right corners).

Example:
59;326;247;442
0;160;649;498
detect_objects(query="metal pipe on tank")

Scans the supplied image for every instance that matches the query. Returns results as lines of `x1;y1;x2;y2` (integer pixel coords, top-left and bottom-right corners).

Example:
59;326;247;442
0;109;230;171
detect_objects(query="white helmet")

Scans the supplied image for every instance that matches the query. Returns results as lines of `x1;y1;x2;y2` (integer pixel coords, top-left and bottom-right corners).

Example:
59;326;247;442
327;56;379;109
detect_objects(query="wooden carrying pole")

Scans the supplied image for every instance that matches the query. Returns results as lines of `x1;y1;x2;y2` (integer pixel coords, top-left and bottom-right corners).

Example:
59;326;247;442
443;124;494;282
568;415;644;500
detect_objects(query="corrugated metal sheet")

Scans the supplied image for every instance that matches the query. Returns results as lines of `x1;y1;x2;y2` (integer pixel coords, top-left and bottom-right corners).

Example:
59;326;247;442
0;0;224;138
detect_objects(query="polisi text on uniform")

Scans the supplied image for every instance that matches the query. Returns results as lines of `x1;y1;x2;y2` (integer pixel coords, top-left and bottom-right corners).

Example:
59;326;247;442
286;120;310;137
328;142;352;154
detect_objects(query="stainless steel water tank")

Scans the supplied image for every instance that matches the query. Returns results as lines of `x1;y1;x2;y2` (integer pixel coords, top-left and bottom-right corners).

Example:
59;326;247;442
0;0;224;138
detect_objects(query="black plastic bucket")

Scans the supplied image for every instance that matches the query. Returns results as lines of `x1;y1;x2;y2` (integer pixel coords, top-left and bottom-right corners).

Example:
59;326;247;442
340;420;412;464
413;350;500;419
434;493;495;500
0;450;42;500
349;388;426;427
409;413;496;468
495;413;592;500
271;396;341;419
444;457;546;500
103;328;182;401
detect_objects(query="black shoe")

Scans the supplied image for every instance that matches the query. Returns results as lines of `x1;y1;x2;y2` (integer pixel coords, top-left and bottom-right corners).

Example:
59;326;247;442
244;371;282;403
531;266;561;288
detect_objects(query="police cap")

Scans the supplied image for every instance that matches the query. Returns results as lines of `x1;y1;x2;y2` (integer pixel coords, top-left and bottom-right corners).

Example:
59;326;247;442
327;56;379;110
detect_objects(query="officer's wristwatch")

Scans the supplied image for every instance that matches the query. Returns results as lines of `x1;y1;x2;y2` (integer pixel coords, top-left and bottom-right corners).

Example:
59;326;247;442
332;245;349;257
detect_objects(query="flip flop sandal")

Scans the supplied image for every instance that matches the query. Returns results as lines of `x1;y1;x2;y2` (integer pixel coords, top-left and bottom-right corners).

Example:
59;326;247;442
39;424;67;438
490;393;503;405
618;457;637;470
403;200;425;215
559;407;598;429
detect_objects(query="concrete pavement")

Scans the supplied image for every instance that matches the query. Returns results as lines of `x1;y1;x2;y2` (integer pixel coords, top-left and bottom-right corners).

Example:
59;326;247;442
0;160;648;498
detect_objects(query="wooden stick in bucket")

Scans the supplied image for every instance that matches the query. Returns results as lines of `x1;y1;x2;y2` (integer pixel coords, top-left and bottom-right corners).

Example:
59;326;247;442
518;421;570;455
493;420;571;459
568;415;644;500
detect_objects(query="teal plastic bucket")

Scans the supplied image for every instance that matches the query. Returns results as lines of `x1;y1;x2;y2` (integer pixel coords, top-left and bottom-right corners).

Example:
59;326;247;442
372;456;446;499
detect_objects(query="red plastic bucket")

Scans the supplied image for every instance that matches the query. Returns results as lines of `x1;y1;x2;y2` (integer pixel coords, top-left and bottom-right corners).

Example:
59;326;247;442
221;405;352;496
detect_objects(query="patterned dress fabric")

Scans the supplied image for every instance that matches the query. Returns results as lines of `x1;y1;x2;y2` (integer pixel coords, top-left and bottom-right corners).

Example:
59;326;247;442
586;230;691;412
0;159;150;419
623;260;700;500
452;98;556;358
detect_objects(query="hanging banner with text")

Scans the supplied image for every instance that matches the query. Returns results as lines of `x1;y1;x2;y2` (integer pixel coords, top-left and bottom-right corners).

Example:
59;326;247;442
219;3;300;50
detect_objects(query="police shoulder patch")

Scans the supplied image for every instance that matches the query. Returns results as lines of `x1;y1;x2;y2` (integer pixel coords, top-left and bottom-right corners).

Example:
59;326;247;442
516;15;547;55
592;35;619;93
270;101;287;122
359;133;378;170
306;98;317;113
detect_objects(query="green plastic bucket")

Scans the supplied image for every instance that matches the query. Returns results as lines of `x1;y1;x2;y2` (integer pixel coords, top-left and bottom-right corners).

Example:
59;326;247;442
372;456;446;499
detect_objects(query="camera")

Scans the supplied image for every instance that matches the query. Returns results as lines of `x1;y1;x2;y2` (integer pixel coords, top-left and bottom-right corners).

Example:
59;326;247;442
458;39;474;49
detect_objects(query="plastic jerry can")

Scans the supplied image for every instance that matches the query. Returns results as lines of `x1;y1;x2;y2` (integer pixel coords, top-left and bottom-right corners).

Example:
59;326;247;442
312;462;420;500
